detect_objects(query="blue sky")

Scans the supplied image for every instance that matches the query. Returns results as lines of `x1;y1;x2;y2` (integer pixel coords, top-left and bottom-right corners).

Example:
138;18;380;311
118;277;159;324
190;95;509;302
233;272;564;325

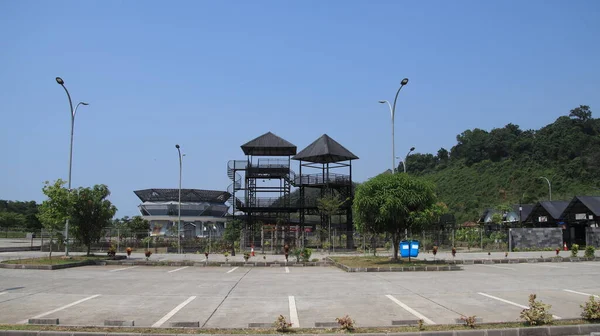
1;0;599;216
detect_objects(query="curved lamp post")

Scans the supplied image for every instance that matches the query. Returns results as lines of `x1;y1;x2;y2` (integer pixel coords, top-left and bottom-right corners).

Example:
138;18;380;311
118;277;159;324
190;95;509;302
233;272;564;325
175;144;183;254
538;176;552;201
396;146;416;173
56;77;89;256
379;77;409;173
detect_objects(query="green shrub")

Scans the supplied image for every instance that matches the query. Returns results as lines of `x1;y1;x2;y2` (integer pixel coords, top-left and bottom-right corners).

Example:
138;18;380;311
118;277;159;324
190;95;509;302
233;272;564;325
301;248;312;262
520;294;553;325
581;296;600;321
384;241;391;251
292;248;302;262
585;245;596;258
571;244;580;257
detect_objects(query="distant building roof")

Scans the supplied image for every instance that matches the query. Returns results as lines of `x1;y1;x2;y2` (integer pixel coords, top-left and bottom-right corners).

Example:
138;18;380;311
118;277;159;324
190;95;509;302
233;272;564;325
134;189;231;203
241;132;297;156
563;196;600;217
512;204;535;222
292;134;359;163
532;201;570;220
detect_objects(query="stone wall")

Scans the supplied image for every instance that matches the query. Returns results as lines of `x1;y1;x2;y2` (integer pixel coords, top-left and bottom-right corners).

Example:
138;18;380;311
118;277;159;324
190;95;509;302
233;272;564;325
510;228;563;251
586;227;600;247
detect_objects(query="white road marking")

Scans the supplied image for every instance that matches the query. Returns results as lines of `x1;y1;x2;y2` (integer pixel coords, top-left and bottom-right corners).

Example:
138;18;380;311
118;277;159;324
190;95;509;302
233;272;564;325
480;264;516;270
168;266;189;273
288;296;300;328
151;296;196;327
18;294;101;324
0;292;6;296
385;294;435;325
478;292;561;319
226;267;239;273
285;267;290;273
563;289;600;298
109;266;139;272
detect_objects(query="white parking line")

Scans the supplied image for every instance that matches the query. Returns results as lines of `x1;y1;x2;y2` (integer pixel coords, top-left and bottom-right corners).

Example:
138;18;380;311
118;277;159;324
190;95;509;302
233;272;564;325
0;292;6;296
168;266;189;273
226;267;239;273
288;296;300;328
478;292;561;319
109;266;139;272
285;267;290;273
581;263;600;267
385;294;435;325
480;265;516;270
18;294;101;324
151;296;196;327
563;289;600;298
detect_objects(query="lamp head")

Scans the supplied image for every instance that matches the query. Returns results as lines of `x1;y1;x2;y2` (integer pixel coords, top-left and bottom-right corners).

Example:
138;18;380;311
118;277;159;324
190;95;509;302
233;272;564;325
378;100;387;104
175;144;180;149
81;102;89;106
55;77;64;85
401;78;409;86
410;147;415;151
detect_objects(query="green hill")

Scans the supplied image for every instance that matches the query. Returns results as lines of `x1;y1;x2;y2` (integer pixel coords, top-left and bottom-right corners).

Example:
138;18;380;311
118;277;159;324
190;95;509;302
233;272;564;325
404;105;600;223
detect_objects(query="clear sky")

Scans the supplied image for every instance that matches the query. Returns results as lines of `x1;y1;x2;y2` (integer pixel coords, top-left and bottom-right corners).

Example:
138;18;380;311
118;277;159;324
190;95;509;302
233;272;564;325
1;0;599;216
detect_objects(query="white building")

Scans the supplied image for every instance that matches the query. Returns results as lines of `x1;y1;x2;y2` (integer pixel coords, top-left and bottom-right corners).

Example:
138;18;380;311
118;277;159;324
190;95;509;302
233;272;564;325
134;188;230;238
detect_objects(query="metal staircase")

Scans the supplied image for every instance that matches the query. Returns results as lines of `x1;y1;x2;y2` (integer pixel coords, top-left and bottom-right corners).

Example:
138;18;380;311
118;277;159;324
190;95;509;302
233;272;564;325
227;160;246;210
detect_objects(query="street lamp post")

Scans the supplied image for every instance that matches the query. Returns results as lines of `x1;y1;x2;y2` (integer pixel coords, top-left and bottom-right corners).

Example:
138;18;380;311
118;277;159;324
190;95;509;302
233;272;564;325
538;176;552;201
55;77;88;256
379;78;409;173
175;144;183;254
396;147;416;173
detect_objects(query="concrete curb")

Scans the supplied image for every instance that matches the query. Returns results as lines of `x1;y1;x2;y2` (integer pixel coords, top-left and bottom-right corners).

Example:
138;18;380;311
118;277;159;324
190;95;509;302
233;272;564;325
0;256;127;270
329;258;463;272
0;323;599;336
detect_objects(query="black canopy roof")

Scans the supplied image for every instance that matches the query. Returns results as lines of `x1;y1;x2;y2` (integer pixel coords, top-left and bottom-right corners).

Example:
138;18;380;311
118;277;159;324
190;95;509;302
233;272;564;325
564;196;600;216
241;132;297;156
293;134;359;163
134;189;231;203
529;201;570;220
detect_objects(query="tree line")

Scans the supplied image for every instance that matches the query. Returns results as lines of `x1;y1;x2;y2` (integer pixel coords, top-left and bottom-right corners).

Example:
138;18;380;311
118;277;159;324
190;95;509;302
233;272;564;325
403;105;599;223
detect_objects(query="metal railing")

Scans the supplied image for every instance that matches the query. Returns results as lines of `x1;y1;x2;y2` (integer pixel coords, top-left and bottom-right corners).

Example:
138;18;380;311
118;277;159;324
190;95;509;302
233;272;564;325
295;173;351;186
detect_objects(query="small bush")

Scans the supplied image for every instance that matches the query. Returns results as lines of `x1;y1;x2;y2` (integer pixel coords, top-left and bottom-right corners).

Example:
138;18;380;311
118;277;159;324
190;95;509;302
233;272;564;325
273;314;292;332
336;315;355;331
292;248;302;262
301;247;312;262
520;294;553;325
585;245;596;258
460;315;477;329
384;241;391;251
581;296;600;321
417;319;425;331
571;244;579;257
311;258;319;262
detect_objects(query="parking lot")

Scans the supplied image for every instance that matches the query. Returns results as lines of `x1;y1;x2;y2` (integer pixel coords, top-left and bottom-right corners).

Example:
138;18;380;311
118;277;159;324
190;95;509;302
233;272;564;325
0;261;599;328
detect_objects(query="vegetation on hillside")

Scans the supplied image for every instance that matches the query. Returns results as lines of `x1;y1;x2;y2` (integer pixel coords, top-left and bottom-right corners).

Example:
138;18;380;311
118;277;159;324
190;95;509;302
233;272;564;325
404;105;600;223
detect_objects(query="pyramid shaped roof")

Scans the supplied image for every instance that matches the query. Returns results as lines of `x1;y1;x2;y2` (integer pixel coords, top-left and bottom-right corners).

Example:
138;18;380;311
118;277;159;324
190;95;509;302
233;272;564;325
293;134;358;163
241;132;297;156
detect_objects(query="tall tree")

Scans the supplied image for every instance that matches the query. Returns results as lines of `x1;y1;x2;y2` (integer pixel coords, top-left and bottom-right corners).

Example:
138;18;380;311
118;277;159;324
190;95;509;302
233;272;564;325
569;105;592;122
70;184;117;256
37;179;72;258
353;173;437;260
128;216;150;239
223;219;242;256
317;189;349;249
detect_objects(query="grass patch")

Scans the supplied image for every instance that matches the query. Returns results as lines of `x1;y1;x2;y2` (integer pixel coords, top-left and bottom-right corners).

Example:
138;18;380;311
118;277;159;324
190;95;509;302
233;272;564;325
0;319;592;334
331;256;449;268
2;255;108;265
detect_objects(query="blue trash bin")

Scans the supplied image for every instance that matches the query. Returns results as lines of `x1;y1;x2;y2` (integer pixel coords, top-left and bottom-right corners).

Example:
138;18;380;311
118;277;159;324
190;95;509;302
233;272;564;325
399;241;410;258
410;240;420;258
